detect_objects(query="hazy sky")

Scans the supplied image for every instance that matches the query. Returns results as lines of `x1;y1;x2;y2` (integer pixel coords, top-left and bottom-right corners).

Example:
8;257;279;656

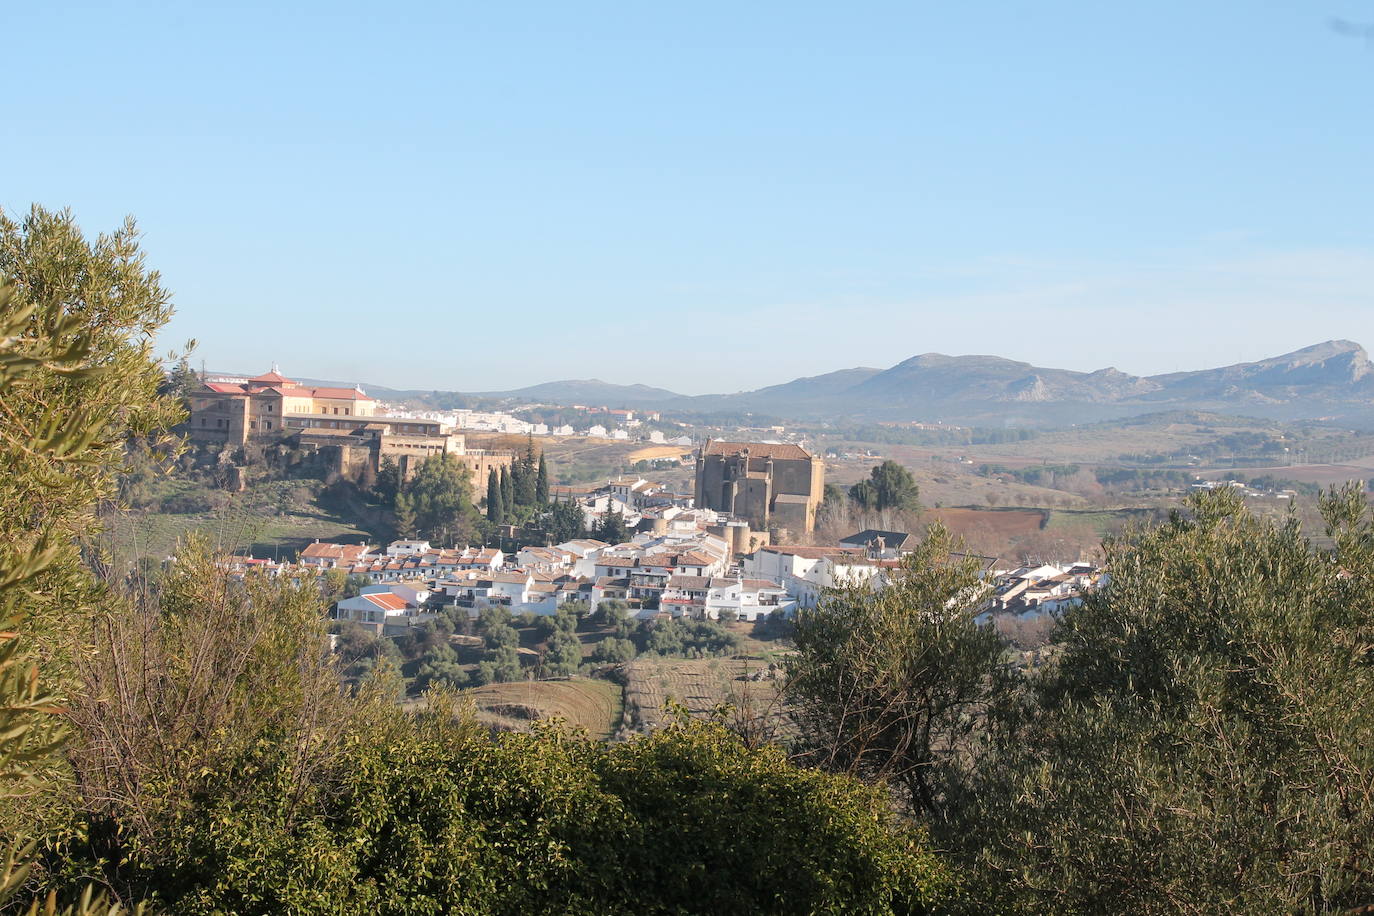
9;2;1374;394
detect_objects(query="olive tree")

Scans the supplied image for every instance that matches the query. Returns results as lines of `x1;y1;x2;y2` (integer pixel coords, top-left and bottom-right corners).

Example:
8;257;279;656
786;524;1009;820
962;488;1374;912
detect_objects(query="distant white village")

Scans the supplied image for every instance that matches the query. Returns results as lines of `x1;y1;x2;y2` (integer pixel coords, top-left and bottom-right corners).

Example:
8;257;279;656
191;368;1106;639
380;402;692;446
221;475;1101;639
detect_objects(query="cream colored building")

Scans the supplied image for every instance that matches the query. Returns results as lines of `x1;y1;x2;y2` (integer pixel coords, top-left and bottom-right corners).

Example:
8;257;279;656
186;368;378;446
182;368;513;495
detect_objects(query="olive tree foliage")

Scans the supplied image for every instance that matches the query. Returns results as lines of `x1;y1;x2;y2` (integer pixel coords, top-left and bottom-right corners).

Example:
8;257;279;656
0;206;184;664
958;487;1374;913
66;536;382;863
0;280;78;907
0;203;183;915
89;693;964;916
786;524;1009;820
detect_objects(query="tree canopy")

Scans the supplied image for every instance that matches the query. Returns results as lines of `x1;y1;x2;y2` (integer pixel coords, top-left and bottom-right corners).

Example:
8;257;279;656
486;467;504;526
792;487;1374;911
544;497;586;544
958;487;1374;912
0;205;184;914
595;509;629;545
849;460;921;512
394;453;479;545
787;524;1005;818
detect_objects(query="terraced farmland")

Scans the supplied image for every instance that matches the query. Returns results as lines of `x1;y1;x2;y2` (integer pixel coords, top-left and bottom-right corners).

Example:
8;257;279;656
620;656;786;734
460;677;625;739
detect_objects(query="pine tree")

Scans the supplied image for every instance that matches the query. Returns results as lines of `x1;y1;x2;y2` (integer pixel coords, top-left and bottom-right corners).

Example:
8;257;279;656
535;452;550;505
597;509;628;545
394;454;477;545
161;354;202;399
486;468;504;526
376;456;401;504
546;496;585;544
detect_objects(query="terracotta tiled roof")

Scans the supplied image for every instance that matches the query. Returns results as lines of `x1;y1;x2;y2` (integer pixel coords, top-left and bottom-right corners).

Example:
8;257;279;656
596;557;639;569
362;593;409;611
201;377;373;403
300;542;373;561
700;440;812;461
249;370;294;385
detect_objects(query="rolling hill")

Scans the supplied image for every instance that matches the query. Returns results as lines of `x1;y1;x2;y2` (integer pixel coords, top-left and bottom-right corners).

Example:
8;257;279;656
263;340;1374;429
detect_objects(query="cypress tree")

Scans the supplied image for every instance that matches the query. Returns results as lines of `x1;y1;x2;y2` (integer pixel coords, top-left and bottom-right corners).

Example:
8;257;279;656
535;452;550;505
500;465;514;513
486;468;504;525
514;436;537;507
509;458;526;505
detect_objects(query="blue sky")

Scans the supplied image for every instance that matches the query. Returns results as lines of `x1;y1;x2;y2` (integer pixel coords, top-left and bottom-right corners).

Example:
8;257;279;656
8;1;1374;394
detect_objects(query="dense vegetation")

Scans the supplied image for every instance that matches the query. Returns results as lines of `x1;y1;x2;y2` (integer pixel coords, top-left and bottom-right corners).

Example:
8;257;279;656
339;600;753;695
789;488;1374;912
10;206;1374;913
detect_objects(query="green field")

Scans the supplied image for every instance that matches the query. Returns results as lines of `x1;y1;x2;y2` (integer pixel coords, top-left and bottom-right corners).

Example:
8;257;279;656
1043;507;1160;538
101;478;377;567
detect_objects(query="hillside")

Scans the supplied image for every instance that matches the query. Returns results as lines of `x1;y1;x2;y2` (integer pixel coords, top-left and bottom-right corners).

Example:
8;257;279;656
304;340;1374;430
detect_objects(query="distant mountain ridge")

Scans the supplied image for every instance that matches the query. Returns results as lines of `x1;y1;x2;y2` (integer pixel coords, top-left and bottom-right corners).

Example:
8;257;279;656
263;340;1374;429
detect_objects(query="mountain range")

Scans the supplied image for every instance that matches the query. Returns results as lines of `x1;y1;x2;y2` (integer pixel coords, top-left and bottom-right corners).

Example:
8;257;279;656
302;339;1374;429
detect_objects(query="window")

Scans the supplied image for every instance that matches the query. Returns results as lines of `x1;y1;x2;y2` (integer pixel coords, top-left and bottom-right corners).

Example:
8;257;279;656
249;421;257;430
344;408;350;416
333;407;339;415
265;421;272;430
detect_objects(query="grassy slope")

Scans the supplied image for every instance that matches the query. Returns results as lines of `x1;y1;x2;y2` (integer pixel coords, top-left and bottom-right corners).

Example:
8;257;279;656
460;677;625;739
102;478;376;567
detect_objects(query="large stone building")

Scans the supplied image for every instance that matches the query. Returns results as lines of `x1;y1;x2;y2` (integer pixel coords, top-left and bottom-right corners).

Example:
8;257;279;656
693;440;824;534
183;368;512;489
186;368;379;445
